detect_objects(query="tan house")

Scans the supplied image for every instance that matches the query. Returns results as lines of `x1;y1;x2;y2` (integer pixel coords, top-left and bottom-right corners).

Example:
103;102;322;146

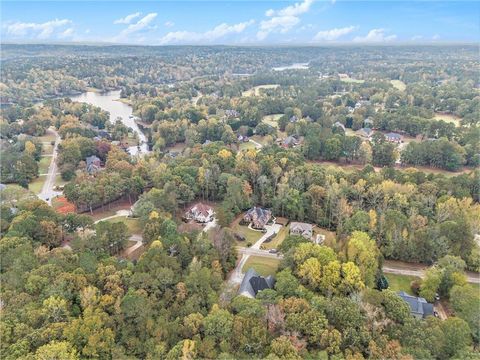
289;222;313;239
184;203;214;223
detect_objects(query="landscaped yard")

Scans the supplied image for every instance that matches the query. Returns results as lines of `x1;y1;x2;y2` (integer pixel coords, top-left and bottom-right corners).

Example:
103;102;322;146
102;216;142;236
242;256;280;276
385;273;419;295
262;114;283;128
238;141;257;151
262;226;287;250
38;157;51;173
28;175;46;194
242;84;279;97
340;77;365;84
390;79;406;91
232;224;263;246
433;112;462;126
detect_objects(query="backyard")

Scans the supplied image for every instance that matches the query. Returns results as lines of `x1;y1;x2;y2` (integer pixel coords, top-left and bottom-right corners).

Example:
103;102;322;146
385;273;419;295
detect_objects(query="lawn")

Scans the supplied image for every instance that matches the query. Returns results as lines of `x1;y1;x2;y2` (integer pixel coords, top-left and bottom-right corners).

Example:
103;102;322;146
41;143;54;155
38;157;51;174
232;224;263;246
37;133;56;142
29;175;46;194
433;113;462;127
239;141;257;151
242;84;279;97
385;274;419;295
340;77;365;84
262;114;283;128
391;80;406;91
242;256;280;276
262;226;287;250
313;226;337;247
102;216;142;236
54;174;68;188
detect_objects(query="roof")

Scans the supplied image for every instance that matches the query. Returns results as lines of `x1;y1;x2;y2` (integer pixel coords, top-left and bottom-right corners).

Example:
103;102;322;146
359;128;373;136
364;118;374;124
283;136;298;146
397;291;434;318
385;132;402;139
290;222;313;233
333;121;345;130
239;268;275;298
189;203;213;217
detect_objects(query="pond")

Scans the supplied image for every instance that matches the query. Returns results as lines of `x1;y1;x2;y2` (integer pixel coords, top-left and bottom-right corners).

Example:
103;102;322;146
70;90;149;155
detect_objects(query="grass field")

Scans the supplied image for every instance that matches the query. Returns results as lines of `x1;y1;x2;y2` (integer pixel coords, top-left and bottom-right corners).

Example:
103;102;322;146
385;273;419;295
102;216;142;236
340;77;365;84
262;226;287;250
242;256;280;276
239;141;257;151
391;80;406;91
262;114;283;128
41;143;54;155
54;174;68;188
28;175;46;194
38;157;51;173
233;224;263;246
242;84;279;97
433;113;462;126
37;133;56;142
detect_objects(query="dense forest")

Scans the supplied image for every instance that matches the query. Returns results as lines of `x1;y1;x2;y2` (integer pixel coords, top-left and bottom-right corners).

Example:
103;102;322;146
0;45;479;359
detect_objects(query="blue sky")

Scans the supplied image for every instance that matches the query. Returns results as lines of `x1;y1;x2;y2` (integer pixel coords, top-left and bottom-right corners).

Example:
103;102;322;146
2;1;478;45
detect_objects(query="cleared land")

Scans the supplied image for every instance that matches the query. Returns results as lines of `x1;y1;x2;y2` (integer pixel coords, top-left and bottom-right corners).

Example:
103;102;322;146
385;273;419;295
433;112;462;126
242;84;279;97
390;80;406;91
242;256;280;276
262;114;283;129
103;217;142;236
238;142;257;151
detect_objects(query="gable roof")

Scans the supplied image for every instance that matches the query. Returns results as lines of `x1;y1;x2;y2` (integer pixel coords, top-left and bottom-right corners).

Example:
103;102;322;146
239;268;275;298
398;291;434;318
290;222;313;233
385;132;402;140
189;203;213;217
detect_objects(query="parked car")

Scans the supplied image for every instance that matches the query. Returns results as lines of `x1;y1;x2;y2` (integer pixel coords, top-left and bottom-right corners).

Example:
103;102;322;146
269;249;278;254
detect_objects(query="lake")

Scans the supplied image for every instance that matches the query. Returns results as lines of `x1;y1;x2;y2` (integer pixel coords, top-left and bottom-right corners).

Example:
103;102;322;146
69;90;149;155
272;62;310;71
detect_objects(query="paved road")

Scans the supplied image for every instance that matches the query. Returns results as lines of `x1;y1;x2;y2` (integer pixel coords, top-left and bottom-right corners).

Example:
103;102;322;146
124;234;143;256
38;129;62;205
93;209;132;224
228;223;282;284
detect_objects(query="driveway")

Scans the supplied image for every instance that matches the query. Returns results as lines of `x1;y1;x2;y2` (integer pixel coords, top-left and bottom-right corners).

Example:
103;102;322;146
93;209;132;224
38;128;62;205
202;218;217;233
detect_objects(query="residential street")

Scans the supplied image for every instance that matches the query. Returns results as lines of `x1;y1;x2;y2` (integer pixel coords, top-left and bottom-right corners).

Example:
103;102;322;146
38;128;62;205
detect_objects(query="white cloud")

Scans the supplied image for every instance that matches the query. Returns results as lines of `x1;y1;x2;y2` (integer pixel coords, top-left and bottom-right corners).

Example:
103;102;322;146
114;13;157;41
432;34;440;40
114;12;141;25
258;0;314;40
313;25;356;41
59;28;74;39
353;28;397;43
411;35;423;41
159;20;254;44
164;21;175;28
5;18;72;39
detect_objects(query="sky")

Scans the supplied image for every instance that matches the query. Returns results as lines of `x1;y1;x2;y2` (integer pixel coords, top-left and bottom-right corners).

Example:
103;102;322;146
1;1;478;45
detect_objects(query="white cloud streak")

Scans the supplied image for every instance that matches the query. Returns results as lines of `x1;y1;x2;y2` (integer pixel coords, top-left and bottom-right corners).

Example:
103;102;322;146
353;28;397;43
114;13;157;41
159;20;254;44
258;0;314;40
5;18;72;39
164;21;175;28
313;25;357;41
114;12;141;25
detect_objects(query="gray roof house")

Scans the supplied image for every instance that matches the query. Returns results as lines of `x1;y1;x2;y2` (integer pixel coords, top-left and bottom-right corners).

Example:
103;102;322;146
358;127;374;139
333;121;346;131
243;207;272;229
397;291;434;319
385;132;402;143
290;222;313;239
282;136;299;148
239;268;275;298
86;155;101;174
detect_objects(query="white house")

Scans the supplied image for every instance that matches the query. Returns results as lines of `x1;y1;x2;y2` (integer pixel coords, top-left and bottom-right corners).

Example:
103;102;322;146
184;203;215;223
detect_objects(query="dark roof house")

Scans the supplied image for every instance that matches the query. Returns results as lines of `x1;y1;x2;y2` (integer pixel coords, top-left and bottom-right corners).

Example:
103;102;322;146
397;291;434;319
238;268;275;298
86;155;101;174
243;207;272;229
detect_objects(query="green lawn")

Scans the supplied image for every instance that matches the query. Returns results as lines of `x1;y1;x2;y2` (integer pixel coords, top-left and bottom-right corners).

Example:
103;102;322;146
102;216;142;236
233;224;263;246
41;143;54;155
262;114;283;128
390;80;406;91
340;77;365;84
262;226;287;250
28;175;46;194
54;174;68;188
37;133;56;142
242;84;279;97
385;274;419;295
239;142;256;151
433;113;462;127
38;157;51;173
242;256;280;276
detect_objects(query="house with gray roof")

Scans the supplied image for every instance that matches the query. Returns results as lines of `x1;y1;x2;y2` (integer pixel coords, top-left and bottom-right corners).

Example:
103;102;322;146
238;268;275;298
290;222;313;239
358;127;374;139
397;291;434;319
385;132;402;143
282;135;299;148
86;155;101;174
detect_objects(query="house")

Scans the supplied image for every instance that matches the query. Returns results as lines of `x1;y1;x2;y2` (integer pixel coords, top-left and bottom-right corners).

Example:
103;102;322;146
290;222;313;239
364;118;374;127
282;136;299;148
239;268;275;298
333;121;346;131
397;291;434;319
86;155;101;174
385;132;402;143
243;207;272;230
289;115;299;123
98;130;111;139
358;128;374;139
237;134;249;142
184;203;215;223
225;109;240;118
